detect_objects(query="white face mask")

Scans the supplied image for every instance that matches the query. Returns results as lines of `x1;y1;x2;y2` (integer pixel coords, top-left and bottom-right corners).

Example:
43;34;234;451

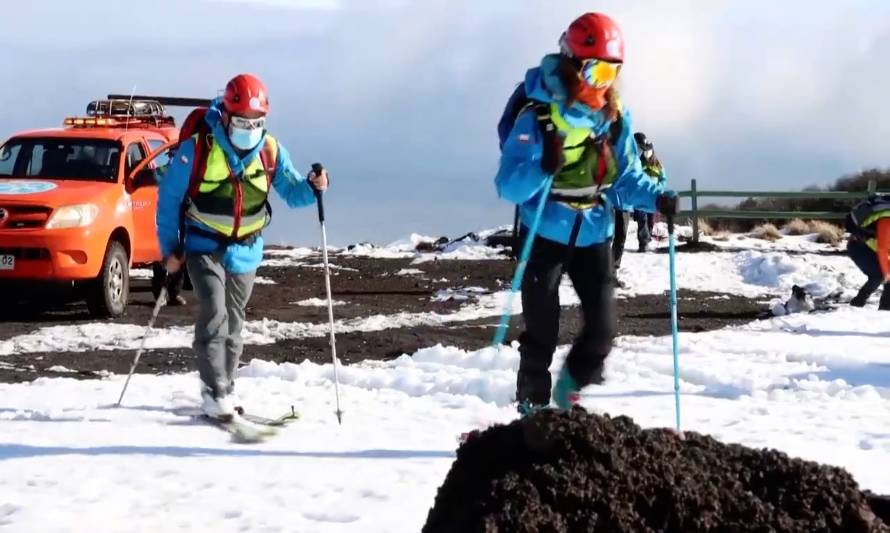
228;125;264;151
643;149;654;159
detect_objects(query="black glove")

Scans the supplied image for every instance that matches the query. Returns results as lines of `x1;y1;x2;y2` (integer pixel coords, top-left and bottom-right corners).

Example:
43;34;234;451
656;191;678;217
308;163;328;192
165;267;184;292
540;126;565;175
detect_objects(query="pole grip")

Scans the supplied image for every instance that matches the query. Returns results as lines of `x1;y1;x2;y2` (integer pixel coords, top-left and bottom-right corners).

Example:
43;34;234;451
312;163;325;223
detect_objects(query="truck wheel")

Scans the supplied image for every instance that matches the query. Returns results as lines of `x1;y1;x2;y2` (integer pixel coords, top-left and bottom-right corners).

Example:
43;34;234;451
86;241;129;318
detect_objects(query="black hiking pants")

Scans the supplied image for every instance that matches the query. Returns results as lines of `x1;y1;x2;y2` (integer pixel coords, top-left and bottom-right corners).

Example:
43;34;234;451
634;210;655;250
516;230;616;406
848;238;890;309
612;209;631;272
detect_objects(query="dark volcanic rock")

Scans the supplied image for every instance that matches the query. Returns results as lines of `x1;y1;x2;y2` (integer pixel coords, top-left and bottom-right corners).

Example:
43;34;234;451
423;409;889;533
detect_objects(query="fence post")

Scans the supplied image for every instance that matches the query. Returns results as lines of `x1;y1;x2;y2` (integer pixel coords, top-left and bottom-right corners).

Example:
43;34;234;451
690;178;699;243
868;178;877;196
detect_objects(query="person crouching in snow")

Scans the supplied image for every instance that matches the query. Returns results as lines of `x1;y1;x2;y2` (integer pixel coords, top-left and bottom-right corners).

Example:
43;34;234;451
156;73;329;420
632;132;667;252
846;195;890;310
494;12;678;415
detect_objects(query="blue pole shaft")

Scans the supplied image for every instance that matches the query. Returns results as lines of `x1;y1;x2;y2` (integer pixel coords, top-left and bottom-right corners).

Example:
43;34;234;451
668;218;681;432
493;177;554;347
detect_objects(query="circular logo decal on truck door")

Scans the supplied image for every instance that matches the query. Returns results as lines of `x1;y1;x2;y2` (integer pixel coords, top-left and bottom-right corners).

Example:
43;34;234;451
0;180;58;195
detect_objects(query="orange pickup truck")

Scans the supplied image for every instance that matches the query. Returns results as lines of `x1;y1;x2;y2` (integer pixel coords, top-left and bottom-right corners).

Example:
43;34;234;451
0;97;186;317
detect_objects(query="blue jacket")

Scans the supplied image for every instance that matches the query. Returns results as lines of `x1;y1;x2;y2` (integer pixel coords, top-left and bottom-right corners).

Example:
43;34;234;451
495;55;666;246
156;99;317;274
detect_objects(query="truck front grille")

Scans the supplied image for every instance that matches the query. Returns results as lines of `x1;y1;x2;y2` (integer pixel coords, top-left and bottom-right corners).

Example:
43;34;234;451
0;204;53;229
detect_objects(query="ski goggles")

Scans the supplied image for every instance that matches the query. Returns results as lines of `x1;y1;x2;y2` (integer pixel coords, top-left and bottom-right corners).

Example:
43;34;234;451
229;115;266;130
580;58;621;88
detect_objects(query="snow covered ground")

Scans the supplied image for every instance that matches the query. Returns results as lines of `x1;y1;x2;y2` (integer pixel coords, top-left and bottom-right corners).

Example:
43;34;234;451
1;307;888;532
1;227;889;532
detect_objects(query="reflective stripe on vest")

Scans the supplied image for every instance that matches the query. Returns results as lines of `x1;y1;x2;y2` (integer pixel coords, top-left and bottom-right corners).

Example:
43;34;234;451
864;209;890;252
187;135;278;239
548;102;618;210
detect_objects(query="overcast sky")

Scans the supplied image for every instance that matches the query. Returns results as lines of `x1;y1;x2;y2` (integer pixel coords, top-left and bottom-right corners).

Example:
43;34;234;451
2;0;889;246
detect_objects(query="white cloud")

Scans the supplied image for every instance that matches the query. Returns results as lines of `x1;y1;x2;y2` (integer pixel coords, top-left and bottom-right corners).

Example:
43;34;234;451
1;0;889;244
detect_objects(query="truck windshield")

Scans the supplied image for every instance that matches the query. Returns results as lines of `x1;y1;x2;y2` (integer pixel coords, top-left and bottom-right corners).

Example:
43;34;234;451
0;138;121;182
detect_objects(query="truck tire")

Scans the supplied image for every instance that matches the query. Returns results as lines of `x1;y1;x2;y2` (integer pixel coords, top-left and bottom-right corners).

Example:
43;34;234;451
86;241;129;318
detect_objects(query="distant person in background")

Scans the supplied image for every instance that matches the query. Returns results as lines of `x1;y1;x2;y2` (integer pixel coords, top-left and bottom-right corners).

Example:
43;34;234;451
633;132;667;252
610;132;668;287
846;195;890;309
610;197;632;288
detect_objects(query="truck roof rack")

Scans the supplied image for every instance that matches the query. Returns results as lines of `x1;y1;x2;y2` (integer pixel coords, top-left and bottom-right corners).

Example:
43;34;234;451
106;95;212;108
63;96;179;129
87;99;166;118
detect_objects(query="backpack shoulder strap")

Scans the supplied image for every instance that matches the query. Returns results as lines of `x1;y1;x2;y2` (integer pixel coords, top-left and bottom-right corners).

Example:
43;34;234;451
528;101;556;138
174;107;211;200
258;136;278;189
186;128;211;200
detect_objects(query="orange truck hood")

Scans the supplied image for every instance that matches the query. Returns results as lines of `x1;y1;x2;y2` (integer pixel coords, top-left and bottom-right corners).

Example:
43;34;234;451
0;178;116;206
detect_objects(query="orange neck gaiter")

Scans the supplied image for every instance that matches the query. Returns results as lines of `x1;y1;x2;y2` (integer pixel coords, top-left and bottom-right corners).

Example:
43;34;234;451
574;83;609;110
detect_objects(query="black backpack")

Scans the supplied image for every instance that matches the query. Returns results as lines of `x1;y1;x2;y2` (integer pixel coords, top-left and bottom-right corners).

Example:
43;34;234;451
845;194;890;238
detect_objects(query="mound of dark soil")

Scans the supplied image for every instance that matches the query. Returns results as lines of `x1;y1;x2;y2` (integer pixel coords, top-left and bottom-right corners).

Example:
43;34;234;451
423;409;889;533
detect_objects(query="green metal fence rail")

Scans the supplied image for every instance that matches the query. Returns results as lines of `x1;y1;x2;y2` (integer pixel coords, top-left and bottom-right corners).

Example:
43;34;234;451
678;178;885;242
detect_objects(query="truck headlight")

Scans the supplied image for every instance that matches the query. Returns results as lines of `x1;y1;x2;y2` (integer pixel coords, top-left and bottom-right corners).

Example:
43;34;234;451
46;204;100;229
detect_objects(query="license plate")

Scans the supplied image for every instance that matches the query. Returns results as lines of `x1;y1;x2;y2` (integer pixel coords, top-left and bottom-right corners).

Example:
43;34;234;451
0;255;14;270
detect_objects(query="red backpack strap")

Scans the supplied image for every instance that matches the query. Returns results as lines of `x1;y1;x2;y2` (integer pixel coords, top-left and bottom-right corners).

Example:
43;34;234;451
595;141;612;189
186;129;211;200
176;107;210;200
592;112;622;191
258;136;278;189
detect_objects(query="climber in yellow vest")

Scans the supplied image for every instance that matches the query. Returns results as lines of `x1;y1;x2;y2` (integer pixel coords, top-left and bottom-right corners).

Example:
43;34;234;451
847;195;890;309
495;13;678;414
156;73;328;420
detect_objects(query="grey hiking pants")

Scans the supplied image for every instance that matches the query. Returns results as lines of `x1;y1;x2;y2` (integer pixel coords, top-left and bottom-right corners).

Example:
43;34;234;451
187;253;256;399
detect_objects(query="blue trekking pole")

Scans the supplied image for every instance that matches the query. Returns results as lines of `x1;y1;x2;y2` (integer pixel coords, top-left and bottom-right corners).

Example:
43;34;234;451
667;215;681;432
492;176;554;347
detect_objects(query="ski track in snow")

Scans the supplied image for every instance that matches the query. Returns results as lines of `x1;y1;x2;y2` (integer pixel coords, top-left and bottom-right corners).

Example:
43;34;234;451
0;308;888;532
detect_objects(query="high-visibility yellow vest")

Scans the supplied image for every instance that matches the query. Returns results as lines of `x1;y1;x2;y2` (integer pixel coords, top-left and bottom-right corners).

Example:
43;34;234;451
186;135;278;239
532;102;621;210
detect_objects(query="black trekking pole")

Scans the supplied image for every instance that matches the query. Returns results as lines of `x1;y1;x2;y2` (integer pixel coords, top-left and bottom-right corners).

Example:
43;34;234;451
312;163;344;425
116;268;182;406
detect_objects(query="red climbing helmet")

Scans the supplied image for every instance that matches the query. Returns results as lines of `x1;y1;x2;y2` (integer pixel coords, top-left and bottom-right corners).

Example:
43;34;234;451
223;73;269;118
559;13;625;63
